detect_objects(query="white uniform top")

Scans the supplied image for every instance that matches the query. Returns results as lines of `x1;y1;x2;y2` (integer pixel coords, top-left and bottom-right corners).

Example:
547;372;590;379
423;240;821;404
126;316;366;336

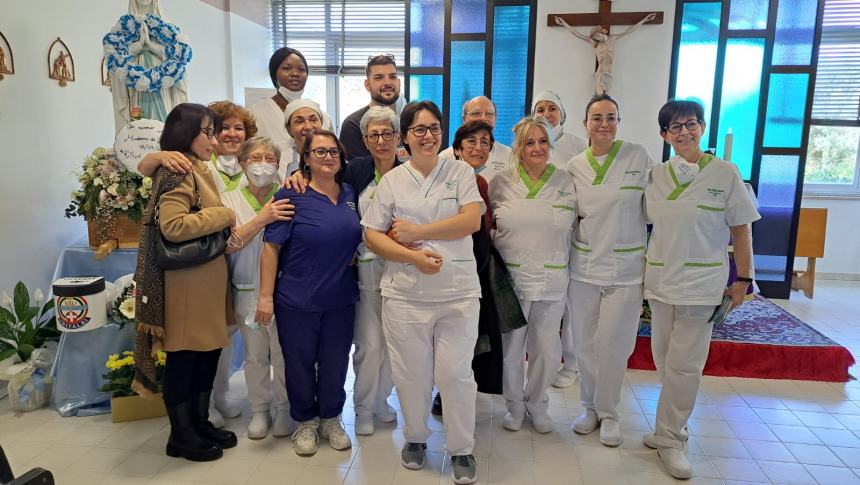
439;141;512;183
207;156;247;194
220;184;279;295
489;163;577;301
361;157;486;302
248;98;327;183
277;143;300;184
567;140;656;286
644;155;761;306
551;131;588;168
356;170;385;293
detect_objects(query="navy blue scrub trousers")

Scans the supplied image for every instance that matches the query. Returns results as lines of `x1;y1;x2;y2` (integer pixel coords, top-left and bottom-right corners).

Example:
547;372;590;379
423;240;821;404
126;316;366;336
276;304;356;422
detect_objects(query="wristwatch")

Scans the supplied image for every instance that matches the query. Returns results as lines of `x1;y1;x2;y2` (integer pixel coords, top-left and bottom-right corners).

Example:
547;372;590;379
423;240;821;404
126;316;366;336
736;276;753;283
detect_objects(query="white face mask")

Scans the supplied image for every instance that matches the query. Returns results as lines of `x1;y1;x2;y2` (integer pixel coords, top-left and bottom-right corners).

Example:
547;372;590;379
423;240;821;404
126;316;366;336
215;155;242;176
246;162;278;187
551;123;564;140
278;86;305;103
671;157;700;185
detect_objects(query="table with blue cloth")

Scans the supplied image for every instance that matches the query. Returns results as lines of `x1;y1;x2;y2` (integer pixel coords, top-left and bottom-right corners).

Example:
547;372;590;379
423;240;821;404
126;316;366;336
50;247;245;417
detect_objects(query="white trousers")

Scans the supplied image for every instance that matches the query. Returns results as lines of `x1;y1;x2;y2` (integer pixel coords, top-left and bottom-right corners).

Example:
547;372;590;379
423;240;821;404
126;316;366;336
649;300;715;449
559;303;577;372
352;291;394;416
239;321;289;413
502;298;565;417
570;280;642;420
382;297;479;456
212;324;239;399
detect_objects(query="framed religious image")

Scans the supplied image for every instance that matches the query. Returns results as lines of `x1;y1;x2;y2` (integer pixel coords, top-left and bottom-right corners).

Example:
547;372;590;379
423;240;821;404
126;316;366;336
0;31;14;80
48;37;75;86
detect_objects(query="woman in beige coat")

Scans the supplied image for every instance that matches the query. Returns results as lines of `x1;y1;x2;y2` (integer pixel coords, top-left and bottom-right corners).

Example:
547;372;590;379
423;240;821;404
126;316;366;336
152;103;238;462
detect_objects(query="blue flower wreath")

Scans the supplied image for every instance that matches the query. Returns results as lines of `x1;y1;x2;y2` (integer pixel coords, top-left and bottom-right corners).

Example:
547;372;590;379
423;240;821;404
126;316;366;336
103;14;192;92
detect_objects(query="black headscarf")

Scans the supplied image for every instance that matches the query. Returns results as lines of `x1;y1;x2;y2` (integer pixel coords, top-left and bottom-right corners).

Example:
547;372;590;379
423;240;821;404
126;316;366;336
268;47;309;88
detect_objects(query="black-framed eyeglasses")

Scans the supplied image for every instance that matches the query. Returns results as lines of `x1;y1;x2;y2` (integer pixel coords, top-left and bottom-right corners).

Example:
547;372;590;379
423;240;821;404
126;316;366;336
665;119;703;134
365;131;396;143
309;147;341;159
200;127;216;139
408;124;442;137
367;53;396;63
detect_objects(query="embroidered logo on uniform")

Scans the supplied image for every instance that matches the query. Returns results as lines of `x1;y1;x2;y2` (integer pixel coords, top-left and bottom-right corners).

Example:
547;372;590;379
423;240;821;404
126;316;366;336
347;201;357;211
446;180;457;190
557;190;572;198
707;188;726;198
492;161;506;170
625;170;641;176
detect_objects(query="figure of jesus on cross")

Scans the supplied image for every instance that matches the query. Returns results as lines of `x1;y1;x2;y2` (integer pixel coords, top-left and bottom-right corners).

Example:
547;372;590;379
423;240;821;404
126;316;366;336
550;1;661;96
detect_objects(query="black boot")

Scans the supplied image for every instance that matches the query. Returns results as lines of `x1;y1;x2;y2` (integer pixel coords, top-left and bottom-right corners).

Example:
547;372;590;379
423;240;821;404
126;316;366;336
192;391;238;449
166;401;223;462
431;392;443;416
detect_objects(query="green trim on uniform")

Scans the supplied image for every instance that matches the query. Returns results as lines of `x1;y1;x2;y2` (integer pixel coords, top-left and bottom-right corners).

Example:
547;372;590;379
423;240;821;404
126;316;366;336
374;168;382;185
505;263;522;268
666;153;716;200
552;204;575;211
613;245;645;253
518;163;556;199
543;263;567;269
619;185;645;191
240;184;280;214
587;140;624;185
212;154;245;191
684;261;723;267
357;258;375;263
697;204;725;212
647;261;665;267
571;242;591;253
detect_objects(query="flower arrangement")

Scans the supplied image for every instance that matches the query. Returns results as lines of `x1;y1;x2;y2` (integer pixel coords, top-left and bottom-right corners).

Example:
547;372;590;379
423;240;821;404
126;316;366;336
100;350;166;397
0;282;60;362
65;147;152;222
111;281;136;328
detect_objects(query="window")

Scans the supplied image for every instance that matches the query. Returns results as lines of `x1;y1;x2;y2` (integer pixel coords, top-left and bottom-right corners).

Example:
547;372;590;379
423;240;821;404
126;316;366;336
804;0;860;196
270;0;406;128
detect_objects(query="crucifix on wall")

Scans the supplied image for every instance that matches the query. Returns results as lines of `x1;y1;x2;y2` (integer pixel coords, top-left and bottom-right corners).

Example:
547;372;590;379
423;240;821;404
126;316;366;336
548;1;663;95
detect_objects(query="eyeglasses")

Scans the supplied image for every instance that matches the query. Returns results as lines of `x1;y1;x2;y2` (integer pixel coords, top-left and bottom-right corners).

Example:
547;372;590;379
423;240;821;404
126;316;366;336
365;131;396;143
309;147;341;159
665;119;703;134
408;124;442;137
465;110;496;118
462;138;492;150
367;53;396;63
588;115;620;125
247;154;278;164
200;127;216;139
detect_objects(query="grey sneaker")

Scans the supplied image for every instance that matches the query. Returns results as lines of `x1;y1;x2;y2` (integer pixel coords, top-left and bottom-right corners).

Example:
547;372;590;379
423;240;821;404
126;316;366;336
401;442;427;470
451;454;478;484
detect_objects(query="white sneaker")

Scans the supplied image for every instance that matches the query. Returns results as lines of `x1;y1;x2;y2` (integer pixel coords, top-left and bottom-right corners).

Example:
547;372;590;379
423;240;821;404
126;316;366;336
355;414;375;436
247;412;271;440
530;412;554;434
292;420;320;456
599;418;622;446
375;403;397;423
321;416;352;450
272;409;296;437
502;412;524;431
657;447;692;479
643;432;658;449
214;398;243;419
572;409;599;435
208;403;225;429
552;368;578;388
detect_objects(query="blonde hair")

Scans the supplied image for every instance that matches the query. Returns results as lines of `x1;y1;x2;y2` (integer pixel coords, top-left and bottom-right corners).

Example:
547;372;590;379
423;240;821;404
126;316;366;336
508;116;556;182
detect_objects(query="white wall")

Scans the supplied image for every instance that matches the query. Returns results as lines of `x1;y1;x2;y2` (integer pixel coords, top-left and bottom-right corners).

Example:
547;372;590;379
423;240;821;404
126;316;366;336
226;13;273;104
0;0;241;294
534;0;677;161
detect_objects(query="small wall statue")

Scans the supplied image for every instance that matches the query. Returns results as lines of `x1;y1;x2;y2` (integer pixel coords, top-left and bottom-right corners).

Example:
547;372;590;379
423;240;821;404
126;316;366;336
48;37;75;87
0;31;14;80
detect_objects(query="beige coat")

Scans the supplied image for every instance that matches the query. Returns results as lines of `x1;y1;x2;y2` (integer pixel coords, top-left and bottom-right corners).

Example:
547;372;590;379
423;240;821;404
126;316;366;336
159;159;235;352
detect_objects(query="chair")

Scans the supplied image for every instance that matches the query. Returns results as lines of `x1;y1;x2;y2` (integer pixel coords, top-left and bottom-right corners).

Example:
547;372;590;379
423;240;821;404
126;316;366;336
791;208;827;299
0;445;54;485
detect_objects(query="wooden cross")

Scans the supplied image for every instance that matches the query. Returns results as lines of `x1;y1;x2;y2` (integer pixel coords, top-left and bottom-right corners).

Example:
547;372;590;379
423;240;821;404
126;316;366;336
547;0;663;31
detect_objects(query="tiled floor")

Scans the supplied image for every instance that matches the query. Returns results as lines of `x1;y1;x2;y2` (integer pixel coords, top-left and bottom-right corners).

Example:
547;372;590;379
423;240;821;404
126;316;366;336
2;280;860;484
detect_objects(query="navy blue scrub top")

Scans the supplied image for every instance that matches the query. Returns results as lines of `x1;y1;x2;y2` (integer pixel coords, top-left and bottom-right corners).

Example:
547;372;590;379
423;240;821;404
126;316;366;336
264;184;362;312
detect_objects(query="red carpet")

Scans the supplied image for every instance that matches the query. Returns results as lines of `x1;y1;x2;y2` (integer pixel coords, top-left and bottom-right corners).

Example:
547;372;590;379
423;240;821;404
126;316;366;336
627;296;856;382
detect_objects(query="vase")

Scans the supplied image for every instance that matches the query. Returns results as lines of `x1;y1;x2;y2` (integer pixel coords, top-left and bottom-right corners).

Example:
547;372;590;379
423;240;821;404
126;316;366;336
110;392;167;422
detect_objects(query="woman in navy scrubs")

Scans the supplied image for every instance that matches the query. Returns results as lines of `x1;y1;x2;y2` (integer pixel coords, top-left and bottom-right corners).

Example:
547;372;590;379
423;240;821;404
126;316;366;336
256;129;362;457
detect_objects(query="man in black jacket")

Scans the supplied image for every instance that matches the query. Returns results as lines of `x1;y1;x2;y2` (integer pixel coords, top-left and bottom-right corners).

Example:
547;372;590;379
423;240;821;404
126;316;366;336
339;55;401;160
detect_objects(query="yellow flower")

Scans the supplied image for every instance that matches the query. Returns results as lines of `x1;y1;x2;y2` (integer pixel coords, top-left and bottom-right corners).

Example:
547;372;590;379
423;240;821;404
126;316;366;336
122;351;134;356
155;351;167;366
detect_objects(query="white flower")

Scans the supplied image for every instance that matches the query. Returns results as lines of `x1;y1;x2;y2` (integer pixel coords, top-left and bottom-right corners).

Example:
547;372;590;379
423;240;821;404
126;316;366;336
135;77;151;91
33;288;44;305
93;177;104;187
119;298;135;319
1;291;11;309
107;183;119;197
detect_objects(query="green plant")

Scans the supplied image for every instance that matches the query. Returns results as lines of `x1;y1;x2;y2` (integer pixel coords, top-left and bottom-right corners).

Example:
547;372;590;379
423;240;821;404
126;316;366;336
0;282;60;362
99;350;166;397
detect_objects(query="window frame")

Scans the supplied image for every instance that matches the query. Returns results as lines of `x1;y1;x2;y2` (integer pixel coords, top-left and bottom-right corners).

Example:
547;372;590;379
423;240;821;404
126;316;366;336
802;122;860;197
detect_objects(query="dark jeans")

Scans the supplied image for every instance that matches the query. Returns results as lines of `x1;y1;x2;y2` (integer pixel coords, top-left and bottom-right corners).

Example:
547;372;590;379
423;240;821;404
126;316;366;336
162;349;222;406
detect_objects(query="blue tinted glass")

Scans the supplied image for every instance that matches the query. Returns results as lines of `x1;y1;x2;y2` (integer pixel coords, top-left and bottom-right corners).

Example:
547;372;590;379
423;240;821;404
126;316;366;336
773;0;817;65
716;38;765;180
449;41;486;144
675;2;722;145
410;0;444;67
729;0;769;30
763;73;810;147
753;155;800;283
491;5;530;146
758;155;799;208
452;0;487;34
409;75;444;113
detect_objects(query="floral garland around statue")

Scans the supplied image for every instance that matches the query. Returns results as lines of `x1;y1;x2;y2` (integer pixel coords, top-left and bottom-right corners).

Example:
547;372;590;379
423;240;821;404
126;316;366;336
65;147;152;223
103;14;192;92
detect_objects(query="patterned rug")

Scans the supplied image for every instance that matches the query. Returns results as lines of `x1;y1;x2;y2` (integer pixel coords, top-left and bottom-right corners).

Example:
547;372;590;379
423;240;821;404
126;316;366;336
627;296;856;382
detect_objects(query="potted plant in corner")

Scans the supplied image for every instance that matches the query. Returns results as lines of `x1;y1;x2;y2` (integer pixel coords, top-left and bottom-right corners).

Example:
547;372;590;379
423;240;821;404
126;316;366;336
100;350;168;422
